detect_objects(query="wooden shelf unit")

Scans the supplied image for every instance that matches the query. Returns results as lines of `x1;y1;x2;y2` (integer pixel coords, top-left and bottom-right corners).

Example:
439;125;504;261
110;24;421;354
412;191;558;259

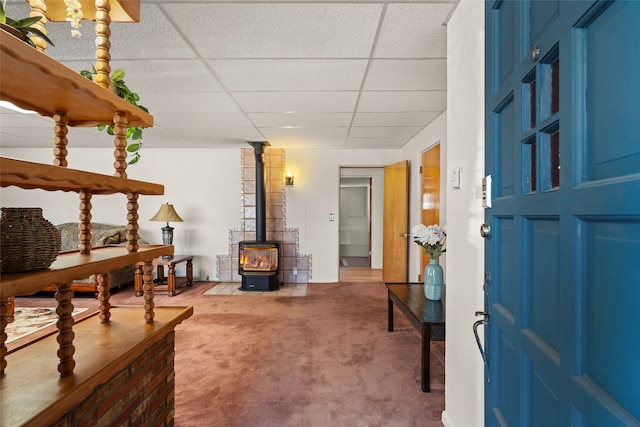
0;30;152;128
0;157;164;194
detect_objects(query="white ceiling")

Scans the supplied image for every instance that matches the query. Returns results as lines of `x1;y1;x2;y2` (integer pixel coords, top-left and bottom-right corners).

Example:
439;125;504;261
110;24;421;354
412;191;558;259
0;0;456;150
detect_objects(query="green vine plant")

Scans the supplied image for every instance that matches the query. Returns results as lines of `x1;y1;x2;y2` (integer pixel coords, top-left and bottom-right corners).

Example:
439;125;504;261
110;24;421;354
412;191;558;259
0;0;55;48
80;67;148;164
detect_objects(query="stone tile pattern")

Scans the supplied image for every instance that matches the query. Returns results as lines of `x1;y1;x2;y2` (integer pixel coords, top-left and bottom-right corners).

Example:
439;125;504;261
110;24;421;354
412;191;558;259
216;148;311;284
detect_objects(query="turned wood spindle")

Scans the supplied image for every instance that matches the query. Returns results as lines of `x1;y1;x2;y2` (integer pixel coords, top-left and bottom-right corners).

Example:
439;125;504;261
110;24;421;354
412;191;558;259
78;190;93;254
27;0;48;52
126;192;139;252
0;299;8;376
53;112;69;167
94;0;112;90
112;112;128;178
97;273;111;323
55;282;76;377
142;261;155;323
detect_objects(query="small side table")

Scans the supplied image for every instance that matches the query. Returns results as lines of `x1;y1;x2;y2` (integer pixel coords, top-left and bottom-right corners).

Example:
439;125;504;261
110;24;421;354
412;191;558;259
135;255;193;297
386;283;445;392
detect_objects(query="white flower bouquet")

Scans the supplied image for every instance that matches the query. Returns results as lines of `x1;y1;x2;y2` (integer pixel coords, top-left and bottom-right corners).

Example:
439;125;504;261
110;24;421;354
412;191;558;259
412;224;446;259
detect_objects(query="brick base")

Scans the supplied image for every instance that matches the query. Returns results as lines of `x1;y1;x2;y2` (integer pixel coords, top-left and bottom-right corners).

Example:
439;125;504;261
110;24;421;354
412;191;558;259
51;331;176;427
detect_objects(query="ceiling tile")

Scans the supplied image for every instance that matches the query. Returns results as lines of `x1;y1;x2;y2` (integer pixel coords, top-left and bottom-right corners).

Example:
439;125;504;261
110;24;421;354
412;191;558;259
247;113;352;128
152;113;253;129
61;60;225;93
259;127;348;140
374;3;453;58
346;138;409;149
207;59;368;91
140;93;240;114
44;4;196;61
349;126;423;138
352;112;439;127
364;60;447;90
0;0;451;150
233;92;359;113
358;91;447;112
164;3;382;58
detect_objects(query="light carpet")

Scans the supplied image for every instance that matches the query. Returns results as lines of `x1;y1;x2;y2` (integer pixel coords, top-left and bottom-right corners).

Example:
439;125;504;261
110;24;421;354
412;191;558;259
112;281;445;426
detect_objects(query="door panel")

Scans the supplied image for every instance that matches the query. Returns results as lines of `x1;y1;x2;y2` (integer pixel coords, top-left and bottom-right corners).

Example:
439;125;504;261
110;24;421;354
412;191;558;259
420;145;440;278
382;160;409;282
485;1;640;426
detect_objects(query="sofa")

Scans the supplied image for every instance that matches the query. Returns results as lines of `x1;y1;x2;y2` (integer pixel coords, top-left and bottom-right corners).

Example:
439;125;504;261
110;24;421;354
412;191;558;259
41;222;143;296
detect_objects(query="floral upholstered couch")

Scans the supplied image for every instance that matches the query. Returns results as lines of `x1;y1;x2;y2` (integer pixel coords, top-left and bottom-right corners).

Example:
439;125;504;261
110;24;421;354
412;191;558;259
41;222;144;296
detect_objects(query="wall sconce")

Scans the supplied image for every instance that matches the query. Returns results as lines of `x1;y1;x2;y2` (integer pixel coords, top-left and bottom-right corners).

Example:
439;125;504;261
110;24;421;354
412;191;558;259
285;170;294;187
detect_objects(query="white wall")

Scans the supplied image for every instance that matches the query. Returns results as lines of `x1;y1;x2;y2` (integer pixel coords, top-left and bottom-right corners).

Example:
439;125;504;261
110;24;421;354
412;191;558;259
441;1;486;426
0;147;241;280
0;147;397;282
285;149;399;282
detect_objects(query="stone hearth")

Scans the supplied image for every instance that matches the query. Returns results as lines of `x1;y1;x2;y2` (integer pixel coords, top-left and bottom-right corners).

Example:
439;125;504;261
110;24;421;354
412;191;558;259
216;148;311;284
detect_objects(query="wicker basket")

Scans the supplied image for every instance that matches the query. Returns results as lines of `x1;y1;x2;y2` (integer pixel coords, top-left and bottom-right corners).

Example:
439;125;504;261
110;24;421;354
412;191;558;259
0;207;62;273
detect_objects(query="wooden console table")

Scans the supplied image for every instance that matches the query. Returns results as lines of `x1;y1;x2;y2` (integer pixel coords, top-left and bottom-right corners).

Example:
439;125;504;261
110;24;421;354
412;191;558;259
135;255;193;296
386;283;445;392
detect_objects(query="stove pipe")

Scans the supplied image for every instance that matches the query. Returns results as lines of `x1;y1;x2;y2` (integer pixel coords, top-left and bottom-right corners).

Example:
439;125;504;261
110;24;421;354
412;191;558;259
248;141;270;242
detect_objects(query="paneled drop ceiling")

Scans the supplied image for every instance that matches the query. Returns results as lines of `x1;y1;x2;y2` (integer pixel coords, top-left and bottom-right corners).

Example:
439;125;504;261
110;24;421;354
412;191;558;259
0;0;456;150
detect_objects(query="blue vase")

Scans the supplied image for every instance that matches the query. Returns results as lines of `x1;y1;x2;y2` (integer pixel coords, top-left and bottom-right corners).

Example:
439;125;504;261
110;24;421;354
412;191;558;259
424;257;444;300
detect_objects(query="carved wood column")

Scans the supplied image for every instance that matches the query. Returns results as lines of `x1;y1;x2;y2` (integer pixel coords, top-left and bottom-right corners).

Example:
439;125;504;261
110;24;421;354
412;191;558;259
78;190;92;254
97;273;111;323
55;281;76;377
113;111;128;178
27;0;48;52
142;261;155;323
126;192;139;252
53;112;69;167
94;0;112;90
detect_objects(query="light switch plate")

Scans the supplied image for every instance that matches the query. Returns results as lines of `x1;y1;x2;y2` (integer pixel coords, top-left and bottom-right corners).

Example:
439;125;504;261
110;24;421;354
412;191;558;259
451;167;462;189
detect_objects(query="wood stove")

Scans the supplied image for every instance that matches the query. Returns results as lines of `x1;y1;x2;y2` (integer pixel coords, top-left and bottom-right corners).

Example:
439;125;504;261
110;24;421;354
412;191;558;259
239;141;280;291
238;241;279;291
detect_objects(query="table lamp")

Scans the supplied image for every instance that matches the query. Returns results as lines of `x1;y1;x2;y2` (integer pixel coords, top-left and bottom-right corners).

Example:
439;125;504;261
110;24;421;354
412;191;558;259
150;203;183;246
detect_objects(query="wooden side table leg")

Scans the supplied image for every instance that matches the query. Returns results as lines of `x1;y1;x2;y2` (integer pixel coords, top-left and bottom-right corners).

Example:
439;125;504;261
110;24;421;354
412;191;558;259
168;264;176;296
421;323;432;392
134;264;143;296
187;259;193;287
157;265;165;285
388;295;394;332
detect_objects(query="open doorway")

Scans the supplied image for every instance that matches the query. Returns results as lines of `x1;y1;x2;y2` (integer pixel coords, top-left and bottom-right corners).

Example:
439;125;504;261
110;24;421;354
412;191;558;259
339;167;383;282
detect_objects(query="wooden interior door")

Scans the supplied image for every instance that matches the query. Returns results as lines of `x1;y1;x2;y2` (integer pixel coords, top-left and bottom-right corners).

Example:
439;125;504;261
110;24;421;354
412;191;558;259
420;144;440;280
383;160;409;282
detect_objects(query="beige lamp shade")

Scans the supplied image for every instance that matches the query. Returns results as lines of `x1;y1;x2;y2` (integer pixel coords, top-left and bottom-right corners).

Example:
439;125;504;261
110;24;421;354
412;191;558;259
150;203;183;223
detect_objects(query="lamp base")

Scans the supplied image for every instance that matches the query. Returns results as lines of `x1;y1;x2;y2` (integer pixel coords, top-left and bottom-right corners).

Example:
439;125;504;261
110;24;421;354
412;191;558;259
161;225;174;258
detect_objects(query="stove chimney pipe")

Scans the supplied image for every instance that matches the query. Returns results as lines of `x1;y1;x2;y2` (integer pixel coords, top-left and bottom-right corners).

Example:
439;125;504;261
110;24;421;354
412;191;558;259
248;141;270;242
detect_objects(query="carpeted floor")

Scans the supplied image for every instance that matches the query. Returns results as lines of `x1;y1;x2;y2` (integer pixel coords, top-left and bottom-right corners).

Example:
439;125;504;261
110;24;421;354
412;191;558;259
11;281;445;426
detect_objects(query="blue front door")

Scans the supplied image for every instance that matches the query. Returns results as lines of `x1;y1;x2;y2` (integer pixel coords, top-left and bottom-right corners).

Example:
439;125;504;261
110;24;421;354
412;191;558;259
484;1;640;425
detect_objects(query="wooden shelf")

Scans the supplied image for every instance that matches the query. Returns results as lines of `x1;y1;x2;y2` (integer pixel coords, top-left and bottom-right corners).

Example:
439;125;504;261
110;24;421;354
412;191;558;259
0;30;152;128
0;245;174;299
43;0;140;22
0;157;164;195
0;306;193;427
